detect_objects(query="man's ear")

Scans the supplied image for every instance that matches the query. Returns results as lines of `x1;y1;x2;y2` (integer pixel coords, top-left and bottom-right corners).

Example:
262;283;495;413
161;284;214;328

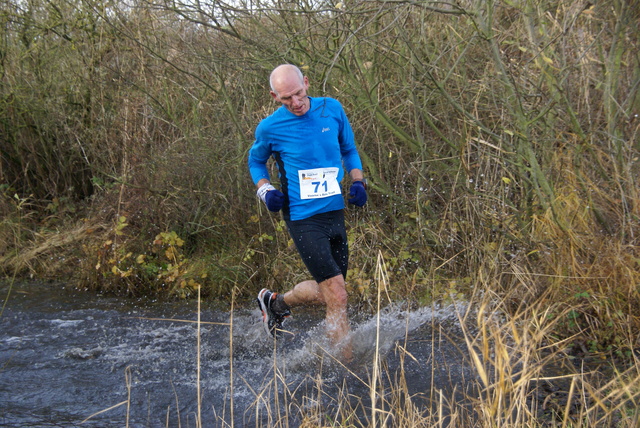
270;91;278;101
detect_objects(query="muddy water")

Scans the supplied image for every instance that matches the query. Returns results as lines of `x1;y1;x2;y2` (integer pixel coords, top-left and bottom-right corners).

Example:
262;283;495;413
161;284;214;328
0;281;474;427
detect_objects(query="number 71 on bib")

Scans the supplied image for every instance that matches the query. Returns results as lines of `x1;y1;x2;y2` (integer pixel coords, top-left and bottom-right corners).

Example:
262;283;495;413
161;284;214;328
298;167;341;199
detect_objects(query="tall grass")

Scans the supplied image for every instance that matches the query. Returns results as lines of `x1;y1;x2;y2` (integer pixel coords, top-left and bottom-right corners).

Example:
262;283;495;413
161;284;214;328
82;253;639;427
253;256;639;427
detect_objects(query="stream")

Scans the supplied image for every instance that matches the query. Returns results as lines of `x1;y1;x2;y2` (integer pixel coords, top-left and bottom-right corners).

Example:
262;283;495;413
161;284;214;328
1;280;477;427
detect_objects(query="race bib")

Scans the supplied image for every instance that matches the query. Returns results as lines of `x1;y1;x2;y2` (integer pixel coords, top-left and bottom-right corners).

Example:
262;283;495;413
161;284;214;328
298;167;341;199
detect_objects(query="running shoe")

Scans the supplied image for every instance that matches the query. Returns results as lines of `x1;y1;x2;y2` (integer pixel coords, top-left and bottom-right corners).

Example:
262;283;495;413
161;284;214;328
256;288;291;338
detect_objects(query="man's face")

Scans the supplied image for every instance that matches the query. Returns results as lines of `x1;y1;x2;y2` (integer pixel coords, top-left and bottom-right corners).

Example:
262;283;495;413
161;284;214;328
271;75;310;116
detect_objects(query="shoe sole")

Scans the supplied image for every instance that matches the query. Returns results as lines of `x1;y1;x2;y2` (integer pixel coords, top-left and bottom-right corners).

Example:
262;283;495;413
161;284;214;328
257;288;275;337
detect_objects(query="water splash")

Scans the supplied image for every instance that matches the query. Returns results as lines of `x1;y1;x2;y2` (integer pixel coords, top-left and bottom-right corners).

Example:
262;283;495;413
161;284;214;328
1;282;471;427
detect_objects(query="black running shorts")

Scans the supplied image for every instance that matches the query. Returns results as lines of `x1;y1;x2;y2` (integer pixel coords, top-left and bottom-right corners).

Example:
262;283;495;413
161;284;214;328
285;209;349;283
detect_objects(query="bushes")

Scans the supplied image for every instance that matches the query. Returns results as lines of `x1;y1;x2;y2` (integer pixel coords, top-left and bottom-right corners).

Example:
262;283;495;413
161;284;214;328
0;0;638;350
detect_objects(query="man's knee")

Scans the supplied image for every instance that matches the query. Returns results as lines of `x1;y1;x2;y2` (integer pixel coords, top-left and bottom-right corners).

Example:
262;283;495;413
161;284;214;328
321;275;348;307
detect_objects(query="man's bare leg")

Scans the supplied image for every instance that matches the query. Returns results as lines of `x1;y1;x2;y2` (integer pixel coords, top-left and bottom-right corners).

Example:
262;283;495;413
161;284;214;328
282;279;323;306
282;275;352;358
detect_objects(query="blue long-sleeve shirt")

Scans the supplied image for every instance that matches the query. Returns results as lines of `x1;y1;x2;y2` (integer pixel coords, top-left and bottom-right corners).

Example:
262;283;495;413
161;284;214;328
248;97;363;221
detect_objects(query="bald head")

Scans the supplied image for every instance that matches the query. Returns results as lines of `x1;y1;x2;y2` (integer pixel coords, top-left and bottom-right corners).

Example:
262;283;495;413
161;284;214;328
269;64;310;116
269;64;305;94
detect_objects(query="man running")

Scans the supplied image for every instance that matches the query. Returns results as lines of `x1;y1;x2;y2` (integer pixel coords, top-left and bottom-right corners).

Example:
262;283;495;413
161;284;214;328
248;64;367;353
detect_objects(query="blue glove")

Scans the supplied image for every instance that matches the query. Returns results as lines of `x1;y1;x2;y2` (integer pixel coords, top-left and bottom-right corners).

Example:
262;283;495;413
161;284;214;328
265;189;285;212
348;181;367;207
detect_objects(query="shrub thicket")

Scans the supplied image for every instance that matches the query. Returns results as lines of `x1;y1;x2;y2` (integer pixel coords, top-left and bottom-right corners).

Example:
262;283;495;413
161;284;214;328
1;0;638;353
